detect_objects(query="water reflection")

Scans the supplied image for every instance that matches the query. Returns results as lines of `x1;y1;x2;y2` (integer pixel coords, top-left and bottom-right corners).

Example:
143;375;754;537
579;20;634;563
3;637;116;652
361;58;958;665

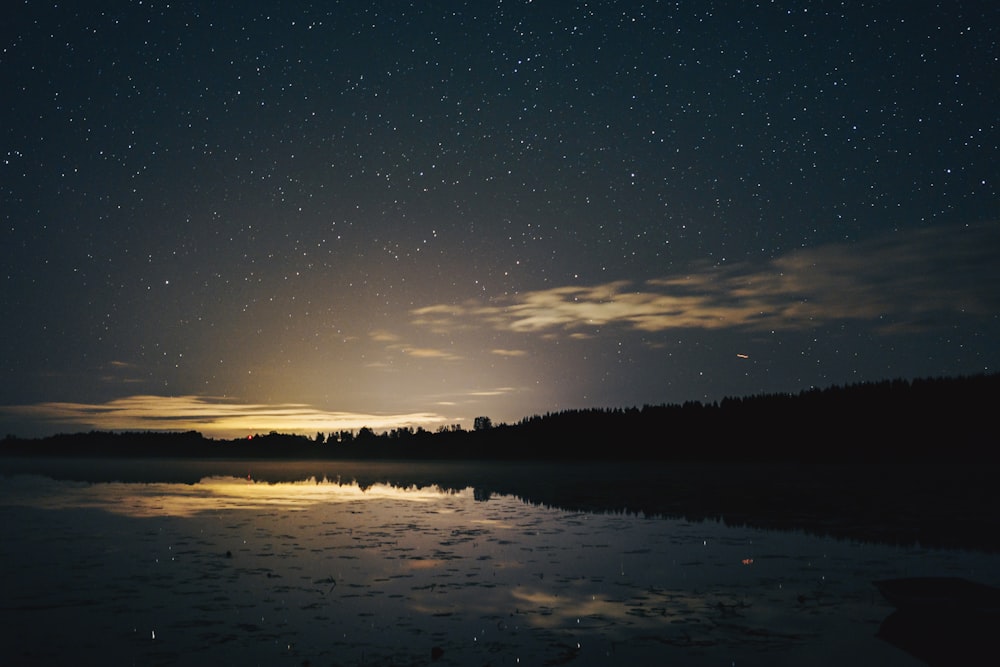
0;474;467;517
1;466;997;666
3;457;997;553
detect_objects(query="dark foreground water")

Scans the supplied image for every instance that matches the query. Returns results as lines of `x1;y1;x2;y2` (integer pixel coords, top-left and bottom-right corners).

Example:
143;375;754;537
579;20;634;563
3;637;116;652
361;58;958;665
1;459;997;666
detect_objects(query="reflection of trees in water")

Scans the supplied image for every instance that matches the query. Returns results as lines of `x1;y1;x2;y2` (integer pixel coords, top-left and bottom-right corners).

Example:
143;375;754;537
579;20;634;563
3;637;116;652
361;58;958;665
462;461;1000;554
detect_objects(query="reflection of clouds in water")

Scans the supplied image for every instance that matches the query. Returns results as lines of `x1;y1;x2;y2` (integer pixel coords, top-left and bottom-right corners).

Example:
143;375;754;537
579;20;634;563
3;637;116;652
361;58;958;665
471;518;517;529
0;475;473;518
405;559;448;570
507;585;722;632
510;587;629;629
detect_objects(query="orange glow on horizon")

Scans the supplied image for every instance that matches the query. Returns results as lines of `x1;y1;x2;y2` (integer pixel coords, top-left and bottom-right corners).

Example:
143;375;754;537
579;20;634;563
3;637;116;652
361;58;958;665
0;395;453;440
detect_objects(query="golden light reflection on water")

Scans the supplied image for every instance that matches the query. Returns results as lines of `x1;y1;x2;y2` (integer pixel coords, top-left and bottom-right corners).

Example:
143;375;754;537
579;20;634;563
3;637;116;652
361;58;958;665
405;558;447;570
2;469;993;667
0;475;473;518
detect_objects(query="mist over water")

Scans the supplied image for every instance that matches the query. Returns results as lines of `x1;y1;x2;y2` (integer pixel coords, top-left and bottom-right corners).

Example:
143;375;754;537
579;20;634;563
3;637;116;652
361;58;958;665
1;460;997;666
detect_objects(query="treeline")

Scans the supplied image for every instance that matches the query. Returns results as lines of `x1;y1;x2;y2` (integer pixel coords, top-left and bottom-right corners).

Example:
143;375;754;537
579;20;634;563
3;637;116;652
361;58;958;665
3;373;998;462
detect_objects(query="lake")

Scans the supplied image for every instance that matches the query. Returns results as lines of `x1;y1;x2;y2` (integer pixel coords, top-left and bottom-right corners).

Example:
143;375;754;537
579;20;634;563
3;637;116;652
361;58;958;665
1;458;997;666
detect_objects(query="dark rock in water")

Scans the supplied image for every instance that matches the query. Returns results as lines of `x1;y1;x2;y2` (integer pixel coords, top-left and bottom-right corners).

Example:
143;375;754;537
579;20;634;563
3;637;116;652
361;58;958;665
877;609;998;666
431;646;444;660
874;578;1000;666
874;577;1000;613
225;550;233;559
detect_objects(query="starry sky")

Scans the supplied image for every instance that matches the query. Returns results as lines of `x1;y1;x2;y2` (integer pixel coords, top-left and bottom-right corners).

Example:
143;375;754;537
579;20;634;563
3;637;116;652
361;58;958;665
2;1;998;439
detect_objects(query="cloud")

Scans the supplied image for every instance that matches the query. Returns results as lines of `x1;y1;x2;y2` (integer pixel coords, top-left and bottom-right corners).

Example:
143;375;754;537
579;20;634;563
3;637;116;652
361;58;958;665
369;330;401;343
96;359;146;386
467;387;518;397
411;223;999;337
371;328;463;361
399;346;462;360
0;395;450;439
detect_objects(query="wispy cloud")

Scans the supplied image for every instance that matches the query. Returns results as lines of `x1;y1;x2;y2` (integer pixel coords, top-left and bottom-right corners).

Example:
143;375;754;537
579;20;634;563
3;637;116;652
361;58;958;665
369;329;463;361
467;387;518;397
1;395;449;439
97;359;146;386
369;330;401;343
411;223;999;336
400;347;462;360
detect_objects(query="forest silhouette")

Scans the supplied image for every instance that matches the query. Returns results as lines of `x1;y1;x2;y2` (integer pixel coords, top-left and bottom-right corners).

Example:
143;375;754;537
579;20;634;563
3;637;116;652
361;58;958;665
3;373;997;463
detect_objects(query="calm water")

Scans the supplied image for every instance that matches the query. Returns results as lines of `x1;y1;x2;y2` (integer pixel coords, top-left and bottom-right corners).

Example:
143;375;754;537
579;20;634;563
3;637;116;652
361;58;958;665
1;459;997;666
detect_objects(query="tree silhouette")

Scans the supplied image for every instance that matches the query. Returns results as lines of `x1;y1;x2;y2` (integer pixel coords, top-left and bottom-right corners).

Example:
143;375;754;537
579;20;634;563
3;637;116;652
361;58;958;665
3;373;997;463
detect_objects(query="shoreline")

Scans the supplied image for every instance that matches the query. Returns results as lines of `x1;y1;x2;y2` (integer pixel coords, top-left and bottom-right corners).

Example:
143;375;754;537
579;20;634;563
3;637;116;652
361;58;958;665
3;457;998;554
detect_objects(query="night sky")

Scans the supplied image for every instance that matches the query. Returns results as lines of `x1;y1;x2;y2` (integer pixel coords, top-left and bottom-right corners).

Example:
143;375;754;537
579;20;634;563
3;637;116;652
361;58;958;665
3;1;998;439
